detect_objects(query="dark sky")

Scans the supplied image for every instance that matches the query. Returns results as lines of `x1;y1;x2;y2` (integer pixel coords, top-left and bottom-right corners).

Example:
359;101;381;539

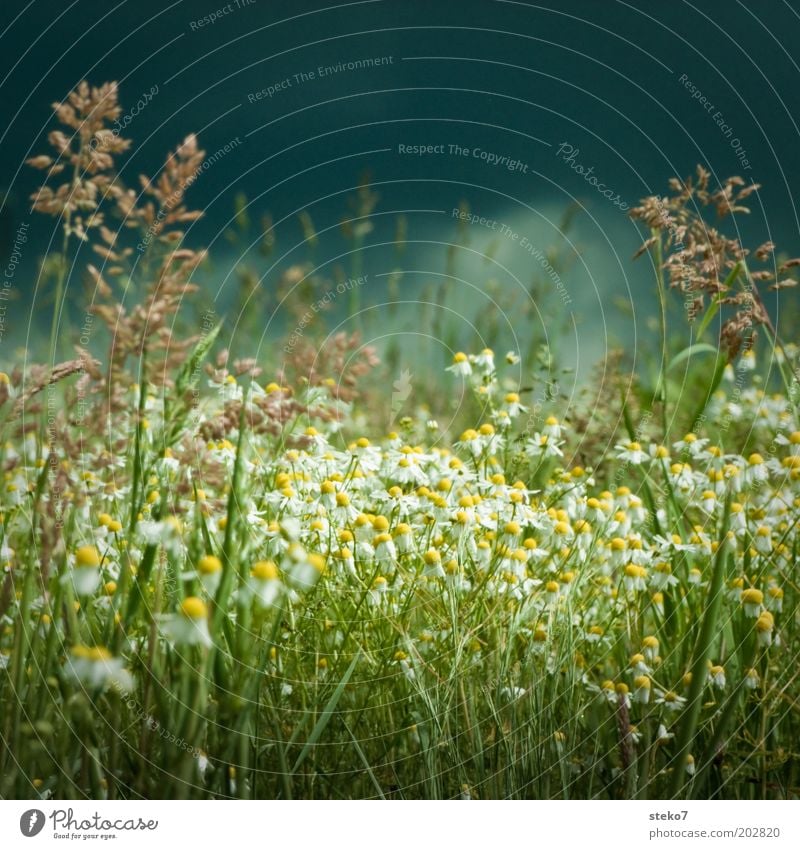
2;0;799;366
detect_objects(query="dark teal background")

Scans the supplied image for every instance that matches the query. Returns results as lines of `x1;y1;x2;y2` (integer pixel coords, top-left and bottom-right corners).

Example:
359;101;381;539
1;0;798;368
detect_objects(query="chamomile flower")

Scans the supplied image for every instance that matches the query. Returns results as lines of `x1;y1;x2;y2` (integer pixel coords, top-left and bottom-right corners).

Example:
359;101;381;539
542;416;564;440
472;348;495;373
393;522;414;553
585;625;604;643
633;675;651;704
66;645;133;693
285;544;325;590
503;392;526;418
167;597;212;648
641;635;659;662
753;526;772;555
765;585;783;613
623;564;648;592
708;664;726;689
673;433;710;458
755;611;774;647
650;561;678;590
741;588;764;618
422;548;445;579
447;352;472;377
369;575;389;605
616;441;647;465
745;453;768;485
743;667;761;690
373;533;398;568
197;554;223;595
249;560;282;609
70;545;103;596
654;689;686;713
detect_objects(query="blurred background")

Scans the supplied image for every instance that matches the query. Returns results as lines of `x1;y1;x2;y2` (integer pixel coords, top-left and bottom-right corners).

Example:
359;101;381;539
1;0;798;405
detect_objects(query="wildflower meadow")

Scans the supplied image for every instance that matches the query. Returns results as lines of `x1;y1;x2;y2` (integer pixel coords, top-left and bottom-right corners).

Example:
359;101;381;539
1;81;799;802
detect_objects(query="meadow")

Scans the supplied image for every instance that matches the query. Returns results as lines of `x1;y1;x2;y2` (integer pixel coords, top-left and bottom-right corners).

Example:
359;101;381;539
1;81;799;800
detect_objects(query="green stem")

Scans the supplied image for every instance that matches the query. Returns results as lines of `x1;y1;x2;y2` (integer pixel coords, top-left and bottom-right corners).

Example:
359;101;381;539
668;495;731;798
651;229;670;438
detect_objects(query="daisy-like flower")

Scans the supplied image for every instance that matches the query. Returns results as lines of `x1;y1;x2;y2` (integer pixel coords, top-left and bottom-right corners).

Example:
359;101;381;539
669;462;696;492
369;575;389;605
654;533;696;556
197;554;223;595
608;536;627;567
775;429;800;451
700;490;717;513
422;548;445;579
542;416;564;441
392;649;416;682
70;545;103;596
503;392;527;418
158;447;181;476
642;635;659;662
741;588;764;618
753;526;772;555
249;560;282;609
654;689;686;713
4;475;30;507
583;496;609;523
302;426;330;454
318;479;338;510
755;611;774;647
446;351;472;377
610;510;632;538
284;544;325;590
168;597;212;648
745;453;768;485
592;679;617;705
708;664;726;689
743;667;761;690
476;422;501;455
620;438;650;465
739;348;757;371
654;724;672;745
501;520;522;545
633;675;651;704
373;533;398;569
544;580;561;602
649;443;671;463
766;586;783;613
210;373;242;403
330;546;356;577
66;645;133;692
673;433;710;458
393;522;414;553
472;348;495;373
623;563;648;592
453;431;476;461
528;432;564;459
650;561;678;590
